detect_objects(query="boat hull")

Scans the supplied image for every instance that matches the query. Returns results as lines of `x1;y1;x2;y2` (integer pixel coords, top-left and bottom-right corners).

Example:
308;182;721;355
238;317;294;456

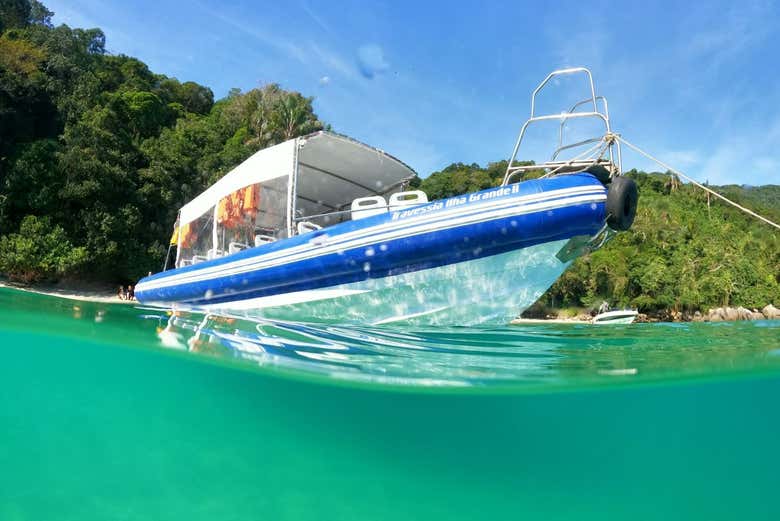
197;238;573;325
592;310;638;325
137;174;608;325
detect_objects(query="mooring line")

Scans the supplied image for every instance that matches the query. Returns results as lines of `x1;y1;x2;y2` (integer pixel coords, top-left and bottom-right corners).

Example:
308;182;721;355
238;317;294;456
616;136;780;231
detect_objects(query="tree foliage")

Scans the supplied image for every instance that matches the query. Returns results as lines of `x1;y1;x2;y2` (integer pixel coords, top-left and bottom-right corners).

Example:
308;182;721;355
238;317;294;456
0;215;87;283
0;1;323;282
416;160;542;200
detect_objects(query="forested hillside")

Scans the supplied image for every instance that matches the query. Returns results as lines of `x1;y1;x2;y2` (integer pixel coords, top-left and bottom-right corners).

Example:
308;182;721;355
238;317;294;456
0;0;323;282
1;1;777;314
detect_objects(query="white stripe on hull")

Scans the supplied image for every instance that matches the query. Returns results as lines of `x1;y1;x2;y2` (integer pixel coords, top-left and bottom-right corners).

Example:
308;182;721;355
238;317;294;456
197;288;370;309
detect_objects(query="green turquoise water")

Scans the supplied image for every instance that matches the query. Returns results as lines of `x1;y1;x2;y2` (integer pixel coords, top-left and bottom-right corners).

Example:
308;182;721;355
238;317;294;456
1;286;779;520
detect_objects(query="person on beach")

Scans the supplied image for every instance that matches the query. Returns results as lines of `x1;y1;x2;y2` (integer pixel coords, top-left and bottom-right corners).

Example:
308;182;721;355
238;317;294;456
127;285;135;301
118;286;126;300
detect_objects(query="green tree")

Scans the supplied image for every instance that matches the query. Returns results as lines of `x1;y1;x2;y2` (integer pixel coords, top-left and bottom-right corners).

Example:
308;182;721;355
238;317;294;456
0;0;31;32
0;214;87;282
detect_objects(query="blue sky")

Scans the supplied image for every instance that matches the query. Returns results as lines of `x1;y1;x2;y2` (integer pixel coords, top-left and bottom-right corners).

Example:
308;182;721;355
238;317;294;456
46;0;780;185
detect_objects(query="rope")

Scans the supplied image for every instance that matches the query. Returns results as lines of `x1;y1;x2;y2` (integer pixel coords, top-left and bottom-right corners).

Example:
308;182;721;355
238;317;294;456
542;137;610;178
616;136;780;231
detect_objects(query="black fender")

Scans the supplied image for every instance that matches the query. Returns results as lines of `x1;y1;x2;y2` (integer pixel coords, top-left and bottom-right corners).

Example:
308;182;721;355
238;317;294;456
585;164;612;184
606;176;638;231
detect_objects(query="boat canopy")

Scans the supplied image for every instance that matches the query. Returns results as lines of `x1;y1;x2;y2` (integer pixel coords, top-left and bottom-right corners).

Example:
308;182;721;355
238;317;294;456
179;138;296;226
178;131;417;227
172;131;417;269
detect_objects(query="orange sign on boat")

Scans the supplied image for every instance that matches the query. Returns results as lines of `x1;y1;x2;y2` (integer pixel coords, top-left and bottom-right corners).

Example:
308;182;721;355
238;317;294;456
218;185;261;228
179;222;197;248
243;184;260;218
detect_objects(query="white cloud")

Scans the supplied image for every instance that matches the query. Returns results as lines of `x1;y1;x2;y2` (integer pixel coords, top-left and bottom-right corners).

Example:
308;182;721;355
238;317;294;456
299;1;335;37
198;4;308;65
692;136;780;186
658;149;701;170
310;43;360;82
683;2;774;75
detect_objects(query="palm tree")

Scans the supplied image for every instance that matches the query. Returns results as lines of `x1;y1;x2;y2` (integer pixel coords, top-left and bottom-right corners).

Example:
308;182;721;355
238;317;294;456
272;92;323;140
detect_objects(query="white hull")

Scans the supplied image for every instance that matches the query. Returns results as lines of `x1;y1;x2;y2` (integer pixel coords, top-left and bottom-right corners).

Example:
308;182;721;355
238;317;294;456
195;239;572;326
592;310;638;325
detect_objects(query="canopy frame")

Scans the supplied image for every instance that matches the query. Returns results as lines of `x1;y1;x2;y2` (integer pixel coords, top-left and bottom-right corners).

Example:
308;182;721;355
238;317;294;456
172;131;417;268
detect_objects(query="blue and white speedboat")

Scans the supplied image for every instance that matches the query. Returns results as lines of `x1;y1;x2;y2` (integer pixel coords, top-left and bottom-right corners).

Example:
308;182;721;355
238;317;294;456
136;68;638;325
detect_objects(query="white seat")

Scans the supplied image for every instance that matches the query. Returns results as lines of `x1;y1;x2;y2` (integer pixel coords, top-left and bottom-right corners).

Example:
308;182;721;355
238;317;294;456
388;190;428;209
254;234;275;247
228;242;248;254
207;248;224;260
297;221;322;235
192;255;208;264
351;196;388;220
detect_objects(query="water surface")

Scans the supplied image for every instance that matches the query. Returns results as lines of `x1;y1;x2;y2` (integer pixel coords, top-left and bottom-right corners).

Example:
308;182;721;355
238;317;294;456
1;287;778;520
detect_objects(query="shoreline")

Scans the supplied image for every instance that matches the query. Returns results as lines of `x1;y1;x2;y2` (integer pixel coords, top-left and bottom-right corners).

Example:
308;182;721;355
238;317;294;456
1;281;777;322
517;305;780;324
0;281;135;305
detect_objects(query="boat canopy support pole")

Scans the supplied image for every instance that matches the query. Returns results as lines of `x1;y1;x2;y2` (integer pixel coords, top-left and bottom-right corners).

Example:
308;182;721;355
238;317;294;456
288;138;300;237
212;205;219;255
174;211;182;268
162;242;176;271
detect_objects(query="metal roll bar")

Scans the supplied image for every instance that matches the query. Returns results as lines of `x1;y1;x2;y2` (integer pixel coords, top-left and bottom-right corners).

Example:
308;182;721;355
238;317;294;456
502;67;622;186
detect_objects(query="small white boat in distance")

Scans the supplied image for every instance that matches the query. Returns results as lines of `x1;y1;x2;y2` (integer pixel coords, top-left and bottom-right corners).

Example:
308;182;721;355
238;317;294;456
592;309;639;325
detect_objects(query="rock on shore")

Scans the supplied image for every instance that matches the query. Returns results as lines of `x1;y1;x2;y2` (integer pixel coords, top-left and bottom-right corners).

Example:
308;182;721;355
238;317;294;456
693;304;779;322
762;304;780;319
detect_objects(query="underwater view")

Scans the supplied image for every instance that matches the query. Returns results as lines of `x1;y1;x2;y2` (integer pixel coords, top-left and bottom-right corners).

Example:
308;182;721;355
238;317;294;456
1;286;779;520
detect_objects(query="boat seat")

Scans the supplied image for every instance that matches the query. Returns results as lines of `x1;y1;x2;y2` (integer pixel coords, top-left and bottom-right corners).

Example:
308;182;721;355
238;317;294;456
254;234;275;247
228;242;248;254
389;190;428;209
207;248;224;260
179;259;193;267
191;255;208;264
297;221;322;235
351;196;388;220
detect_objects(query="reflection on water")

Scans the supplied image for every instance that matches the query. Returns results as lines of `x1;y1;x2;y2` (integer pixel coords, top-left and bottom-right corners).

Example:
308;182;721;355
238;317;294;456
143;308;780;390
1;287;778;391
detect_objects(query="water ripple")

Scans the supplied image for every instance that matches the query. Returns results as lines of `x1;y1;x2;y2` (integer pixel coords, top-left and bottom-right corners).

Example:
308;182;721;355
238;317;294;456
140;309;780;390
